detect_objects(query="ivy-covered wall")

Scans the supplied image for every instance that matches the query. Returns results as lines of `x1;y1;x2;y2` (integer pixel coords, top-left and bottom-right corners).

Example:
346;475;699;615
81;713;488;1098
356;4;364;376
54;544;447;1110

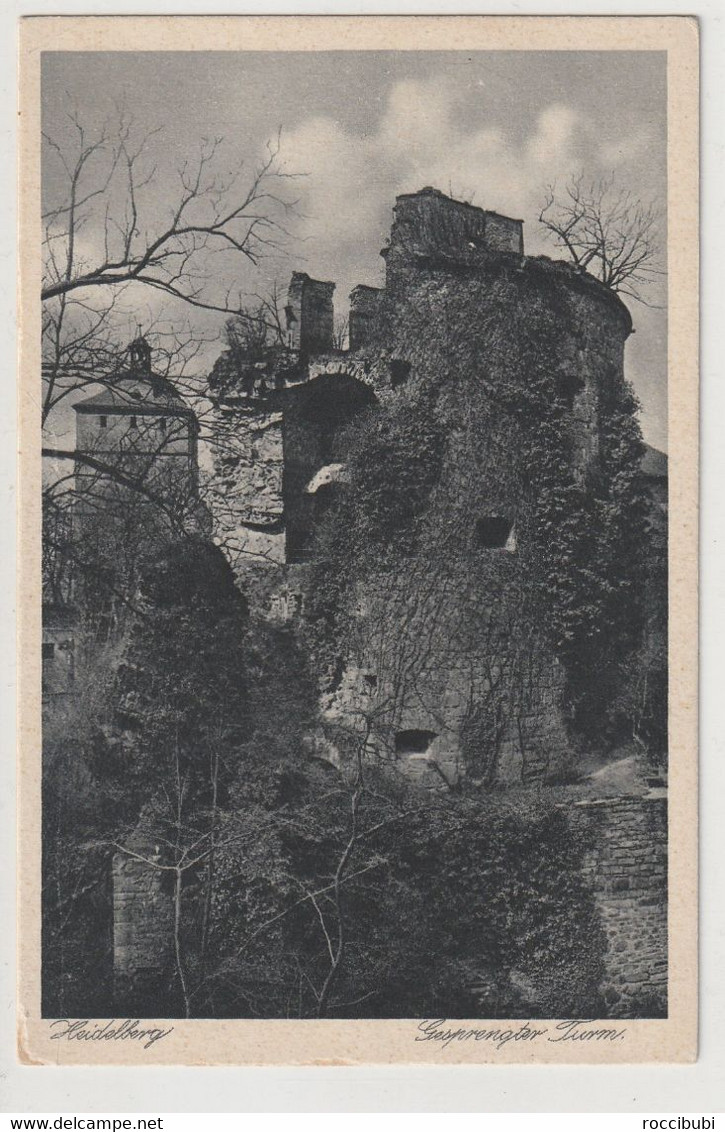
110;784;667;1019
207;188;651;789
304;204;642;785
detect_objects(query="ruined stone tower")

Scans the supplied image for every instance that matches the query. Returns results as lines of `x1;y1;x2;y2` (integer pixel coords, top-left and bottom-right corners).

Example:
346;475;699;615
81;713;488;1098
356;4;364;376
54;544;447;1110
207;187;635;788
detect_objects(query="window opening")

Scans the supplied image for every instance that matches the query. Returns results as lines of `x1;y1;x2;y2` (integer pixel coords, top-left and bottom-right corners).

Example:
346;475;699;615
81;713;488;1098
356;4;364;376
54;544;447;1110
99;415;107;429
475;517;513;549
559;373;585;408
390;359;411;389
394;729;437;756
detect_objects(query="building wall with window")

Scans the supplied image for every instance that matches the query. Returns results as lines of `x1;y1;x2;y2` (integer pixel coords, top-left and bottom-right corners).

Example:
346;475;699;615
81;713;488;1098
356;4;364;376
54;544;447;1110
73;339;199;516
43;340;206;716
42;614;76;699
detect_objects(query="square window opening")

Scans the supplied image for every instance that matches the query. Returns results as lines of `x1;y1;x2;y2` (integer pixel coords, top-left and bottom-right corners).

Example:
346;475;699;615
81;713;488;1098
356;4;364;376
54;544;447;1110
476;517;513;549
559;373;585;408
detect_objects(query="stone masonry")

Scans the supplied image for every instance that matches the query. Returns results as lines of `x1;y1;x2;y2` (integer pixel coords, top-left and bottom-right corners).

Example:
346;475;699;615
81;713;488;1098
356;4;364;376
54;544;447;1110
207;187;637;787
113;839;174;1015
570;793;668;1015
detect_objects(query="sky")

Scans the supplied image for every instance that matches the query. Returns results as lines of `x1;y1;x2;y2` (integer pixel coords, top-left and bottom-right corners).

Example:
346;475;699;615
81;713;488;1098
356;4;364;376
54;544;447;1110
42;50;668;450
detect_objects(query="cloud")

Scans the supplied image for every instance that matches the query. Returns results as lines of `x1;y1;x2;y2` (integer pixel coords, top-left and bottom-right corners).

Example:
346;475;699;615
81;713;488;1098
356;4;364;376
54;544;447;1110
526;103;582;172
282;80;598;297
279;80;666;450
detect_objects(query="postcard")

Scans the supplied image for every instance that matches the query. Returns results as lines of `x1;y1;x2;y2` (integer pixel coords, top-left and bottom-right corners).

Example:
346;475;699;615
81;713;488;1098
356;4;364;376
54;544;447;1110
17;14;698;1065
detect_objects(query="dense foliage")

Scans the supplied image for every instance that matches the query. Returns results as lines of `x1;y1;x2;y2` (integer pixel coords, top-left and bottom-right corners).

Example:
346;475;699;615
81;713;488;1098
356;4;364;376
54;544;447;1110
42;534;251;1015
200;780;606;1019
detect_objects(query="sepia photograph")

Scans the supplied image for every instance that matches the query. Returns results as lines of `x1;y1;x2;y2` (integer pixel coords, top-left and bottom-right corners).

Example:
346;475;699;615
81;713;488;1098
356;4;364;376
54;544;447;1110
17;15;698;1066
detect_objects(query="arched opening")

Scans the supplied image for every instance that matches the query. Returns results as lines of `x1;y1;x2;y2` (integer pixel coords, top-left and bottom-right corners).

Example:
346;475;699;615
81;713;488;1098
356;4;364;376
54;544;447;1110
293;372;377;463
283;373;377;563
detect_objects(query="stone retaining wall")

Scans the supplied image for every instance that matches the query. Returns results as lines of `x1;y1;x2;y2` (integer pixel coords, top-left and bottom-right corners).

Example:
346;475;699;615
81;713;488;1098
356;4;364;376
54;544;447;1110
113;846;174;1015
569;794;668;1016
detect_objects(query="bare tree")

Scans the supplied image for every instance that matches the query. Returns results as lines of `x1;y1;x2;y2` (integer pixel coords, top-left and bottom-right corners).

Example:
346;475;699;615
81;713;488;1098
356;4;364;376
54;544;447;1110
41;102;302;513
42;107;299;312
332;314;349;352
538;174;664;303
224;281;287;363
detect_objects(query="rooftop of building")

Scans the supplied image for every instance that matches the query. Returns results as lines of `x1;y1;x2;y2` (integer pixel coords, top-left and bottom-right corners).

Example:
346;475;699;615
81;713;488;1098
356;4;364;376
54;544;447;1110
73;337;194;418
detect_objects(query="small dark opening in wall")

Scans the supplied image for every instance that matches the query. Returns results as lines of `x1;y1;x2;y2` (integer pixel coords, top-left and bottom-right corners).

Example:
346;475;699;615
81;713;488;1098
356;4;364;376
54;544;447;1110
95;612;114;644
99;415;107;429
390;359;411;388
558;373;585;407
395;729;437;755
129;415;138;429
363;673;378;691
475;517;512;549
42;642;55;661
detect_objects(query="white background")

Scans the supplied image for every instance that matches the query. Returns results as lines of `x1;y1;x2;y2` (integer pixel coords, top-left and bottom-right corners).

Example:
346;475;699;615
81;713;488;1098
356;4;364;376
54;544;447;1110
2;0;722;1116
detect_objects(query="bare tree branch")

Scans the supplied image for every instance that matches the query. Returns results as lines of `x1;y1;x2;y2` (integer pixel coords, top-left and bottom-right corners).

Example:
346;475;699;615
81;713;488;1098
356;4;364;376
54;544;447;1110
42;110;301;314
538;174;665;305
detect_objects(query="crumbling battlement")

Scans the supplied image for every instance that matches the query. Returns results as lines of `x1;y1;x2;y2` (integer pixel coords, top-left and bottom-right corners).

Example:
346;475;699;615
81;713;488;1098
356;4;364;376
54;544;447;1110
384;186;524;265
380;188;631;333
349;284;384;351
285;271;336;355
209;187;632;581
